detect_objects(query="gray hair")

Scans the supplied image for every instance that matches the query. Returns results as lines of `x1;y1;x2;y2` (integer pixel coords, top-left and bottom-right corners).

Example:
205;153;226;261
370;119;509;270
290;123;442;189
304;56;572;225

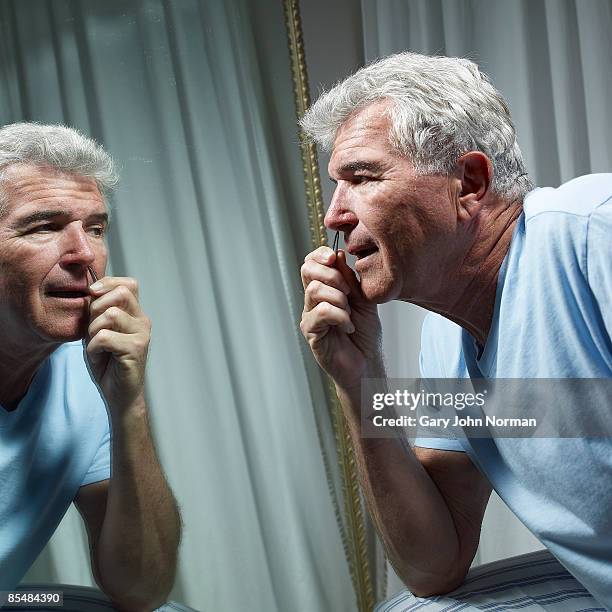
301;52;533;201
0;122;118;215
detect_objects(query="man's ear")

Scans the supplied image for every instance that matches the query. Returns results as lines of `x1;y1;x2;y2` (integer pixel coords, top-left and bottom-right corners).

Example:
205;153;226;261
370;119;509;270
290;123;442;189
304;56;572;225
454;152;493;222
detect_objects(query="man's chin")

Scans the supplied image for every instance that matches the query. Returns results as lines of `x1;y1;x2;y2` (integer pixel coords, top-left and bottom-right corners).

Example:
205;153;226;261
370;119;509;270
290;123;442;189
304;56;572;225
38;321;89;343
36;303;90;342
358;275;397;304
43;331;87;344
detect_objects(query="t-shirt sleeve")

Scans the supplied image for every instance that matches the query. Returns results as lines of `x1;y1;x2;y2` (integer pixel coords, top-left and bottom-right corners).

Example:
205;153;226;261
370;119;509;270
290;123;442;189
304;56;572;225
81;424;111;486
587;199;612;348
414;315;465;452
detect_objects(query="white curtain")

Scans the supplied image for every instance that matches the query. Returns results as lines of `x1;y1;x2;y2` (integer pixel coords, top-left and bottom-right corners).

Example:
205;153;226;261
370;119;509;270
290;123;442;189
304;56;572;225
1;1;356;610
359;0;612;597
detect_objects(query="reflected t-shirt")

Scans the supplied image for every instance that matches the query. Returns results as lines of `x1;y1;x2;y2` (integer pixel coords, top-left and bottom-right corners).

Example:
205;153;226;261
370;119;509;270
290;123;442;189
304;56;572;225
0;341;110;589
417;174;612;607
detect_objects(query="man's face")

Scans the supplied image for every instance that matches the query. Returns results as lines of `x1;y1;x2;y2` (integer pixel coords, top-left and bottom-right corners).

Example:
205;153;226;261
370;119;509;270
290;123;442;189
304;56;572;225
325;101;459;303
0;163;108;346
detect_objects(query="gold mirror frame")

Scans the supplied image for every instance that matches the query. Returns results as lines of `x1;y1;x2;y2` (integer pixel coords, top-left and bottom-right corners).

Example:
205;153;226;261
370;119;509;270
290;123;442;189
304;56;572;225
283;1;375;610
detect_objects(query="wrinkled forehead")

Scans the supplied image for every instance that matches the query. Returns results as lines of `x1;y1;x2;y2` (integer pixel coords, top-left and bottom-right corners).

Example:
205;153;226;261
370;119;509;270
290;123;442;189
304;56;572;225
329;101;396;173
335;101;394;142
0;162;106;218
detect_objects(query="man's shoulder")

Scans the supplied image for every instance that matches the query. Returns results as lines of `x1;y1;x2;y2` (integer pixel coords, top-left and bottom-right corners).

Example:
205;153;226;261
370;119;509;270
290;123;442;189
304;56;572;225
524;174;612;222
520;174;612;266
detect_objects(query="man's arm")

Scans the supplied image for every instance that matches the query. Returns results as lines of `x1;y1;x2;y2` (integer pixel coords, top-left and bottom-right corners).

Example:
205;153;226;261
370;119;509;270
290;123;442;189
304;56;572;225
338;381;491;595
74;404;181;611
80;276;181;611
300;247;491;595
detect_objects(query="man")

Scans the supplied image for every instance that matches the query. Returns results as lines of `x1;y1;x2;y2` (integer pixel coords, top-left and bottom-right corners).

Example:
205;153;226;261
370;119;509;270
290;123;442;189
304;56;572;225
299;53;612;609
0;123;181;611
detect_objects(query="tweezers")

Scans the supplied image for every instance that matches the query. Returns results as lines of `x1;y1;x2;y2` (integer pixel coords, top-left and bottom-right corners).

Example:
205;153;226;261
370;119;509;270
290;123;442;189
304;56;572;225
87;266;98;283
332;230;340;254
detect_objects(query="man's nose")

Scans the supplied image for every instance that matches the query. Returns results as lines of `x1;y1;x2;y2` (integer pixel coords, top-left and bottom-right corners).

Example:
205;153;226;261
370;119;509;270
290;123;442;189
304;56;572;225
324;185;358;231
59;223;95;267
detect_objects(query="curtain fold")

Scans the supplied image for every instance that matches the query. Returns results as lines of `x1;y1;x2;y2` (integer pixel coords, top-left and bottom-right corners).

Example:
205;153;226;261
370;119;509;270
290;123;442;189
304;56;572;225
359;0;612;599
1;1;355;609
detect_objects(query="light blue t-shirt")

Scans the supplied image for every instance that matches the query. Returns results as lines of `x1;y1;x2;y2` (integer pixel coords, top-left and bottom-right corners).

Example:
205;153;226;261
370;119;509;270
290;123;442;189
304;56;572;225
0;341;111;589
418;174;612;608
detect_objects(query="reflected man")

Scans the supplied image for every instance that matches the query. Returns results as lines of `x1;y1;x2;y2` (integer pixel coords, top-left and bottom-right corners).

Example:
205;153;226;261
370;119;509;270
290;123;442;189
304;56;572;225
300;53;612;609
0;123;181;611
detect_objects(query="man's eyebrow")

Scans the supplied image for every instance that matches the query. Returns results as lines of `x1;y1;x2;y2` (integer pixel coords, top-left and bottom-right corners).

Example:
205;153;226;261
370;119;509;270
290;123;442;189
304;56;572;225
341;160;384;173
15;210;109;227
330;160;385;182
88;212;109;224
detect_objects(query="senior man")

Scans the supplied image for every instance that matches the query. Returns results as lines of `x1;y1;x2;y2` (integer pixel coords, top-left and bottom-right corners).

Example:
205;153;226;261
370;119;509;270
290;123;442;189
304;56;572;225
300;53;612;610
0;123;181;611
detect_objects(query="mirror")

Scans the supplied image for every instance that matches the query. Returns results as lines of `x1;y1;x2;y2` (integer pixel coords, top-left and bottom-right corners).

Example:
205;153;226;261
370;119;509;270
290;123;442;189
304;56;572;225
0;1;359;610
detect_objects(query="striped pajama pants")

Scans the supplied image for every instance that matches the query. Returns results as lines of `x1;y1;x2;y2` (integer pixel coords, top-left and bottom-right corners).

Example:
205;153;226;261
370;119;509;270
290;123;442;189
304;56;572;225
376;550;606;612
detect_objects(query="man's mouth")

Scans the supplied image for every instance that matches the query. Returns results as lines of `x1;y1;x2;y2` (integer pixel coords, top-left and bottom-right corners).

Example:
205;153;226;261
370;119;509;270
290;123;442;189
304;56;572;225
46;289;89;299
350;246;379;260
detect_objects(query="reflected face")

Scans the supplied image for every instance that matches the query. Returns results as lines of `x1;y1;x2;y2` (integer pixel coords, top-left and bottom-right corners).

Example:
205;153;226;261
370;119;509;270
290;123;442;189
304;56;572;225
325;102;457;303
0;163;108;345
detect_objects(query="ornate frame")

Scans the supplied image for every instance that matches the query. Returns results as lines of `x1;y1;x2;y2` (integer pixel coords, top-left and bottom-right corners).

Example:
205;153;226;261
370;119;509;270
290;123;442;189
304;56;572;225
283;1;375;610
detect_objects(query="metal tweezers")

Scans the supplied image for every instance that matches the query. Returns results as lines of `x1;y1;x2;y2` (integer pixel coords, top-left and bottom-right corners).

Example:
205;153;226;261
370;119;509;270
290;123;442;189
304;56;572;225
87;266;98;283
332;230;340;254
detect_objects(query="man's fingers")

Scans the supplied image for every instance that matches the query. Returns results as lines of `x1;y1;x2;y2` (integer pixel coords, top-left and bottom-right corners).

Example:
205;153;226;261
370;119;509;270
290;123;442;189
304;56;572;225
88;306;147;339
336;250;365;298
301;301;355;336
89;285;142;319
304;246;335;265
87;328;132;357
301;258;351;294
89;276;139;300
304;280;350;313
87;327;149;357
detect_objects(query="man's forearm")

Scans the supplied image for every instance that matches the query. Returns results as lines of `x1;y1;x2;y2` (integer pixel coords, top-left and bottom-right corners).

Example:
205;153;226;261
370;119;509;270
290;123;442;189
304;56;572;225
96;398;181;611
336;377;467;595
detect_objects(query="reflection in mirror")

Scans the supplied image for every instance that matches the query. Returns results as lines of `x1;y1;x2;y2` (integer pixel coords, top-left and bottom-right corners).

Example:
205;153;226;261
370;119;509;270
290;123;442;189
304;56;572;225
0;1;360;610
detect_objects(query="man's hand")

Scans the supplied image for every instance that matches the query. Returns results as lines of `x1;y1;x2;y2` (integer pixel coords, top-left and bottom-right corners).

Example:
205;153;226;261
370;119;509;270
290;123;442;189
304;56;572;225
300;246;383;390
86;277;151;414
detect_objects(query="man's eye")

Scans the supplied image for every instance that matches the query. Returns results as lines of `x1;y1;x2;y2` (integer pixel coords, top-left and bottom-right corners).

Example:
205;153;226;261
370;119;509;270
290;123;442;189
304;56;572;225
88;226;106;237
28;223;58;233
353;175;371;184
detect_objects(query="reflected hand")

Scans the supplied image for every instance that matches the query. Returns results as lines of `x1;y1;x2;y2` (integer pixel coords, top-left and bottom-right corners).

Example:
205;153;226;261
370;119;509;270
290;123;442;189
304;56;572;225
300;246;382;391
86;276;151;414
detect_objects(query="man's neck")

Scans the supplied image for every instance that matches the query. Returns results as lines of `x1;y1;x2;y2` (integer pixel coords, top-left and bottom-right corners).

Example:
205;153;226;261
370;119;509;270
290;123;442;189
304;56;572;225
416;199;523;348
0;336;59;411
